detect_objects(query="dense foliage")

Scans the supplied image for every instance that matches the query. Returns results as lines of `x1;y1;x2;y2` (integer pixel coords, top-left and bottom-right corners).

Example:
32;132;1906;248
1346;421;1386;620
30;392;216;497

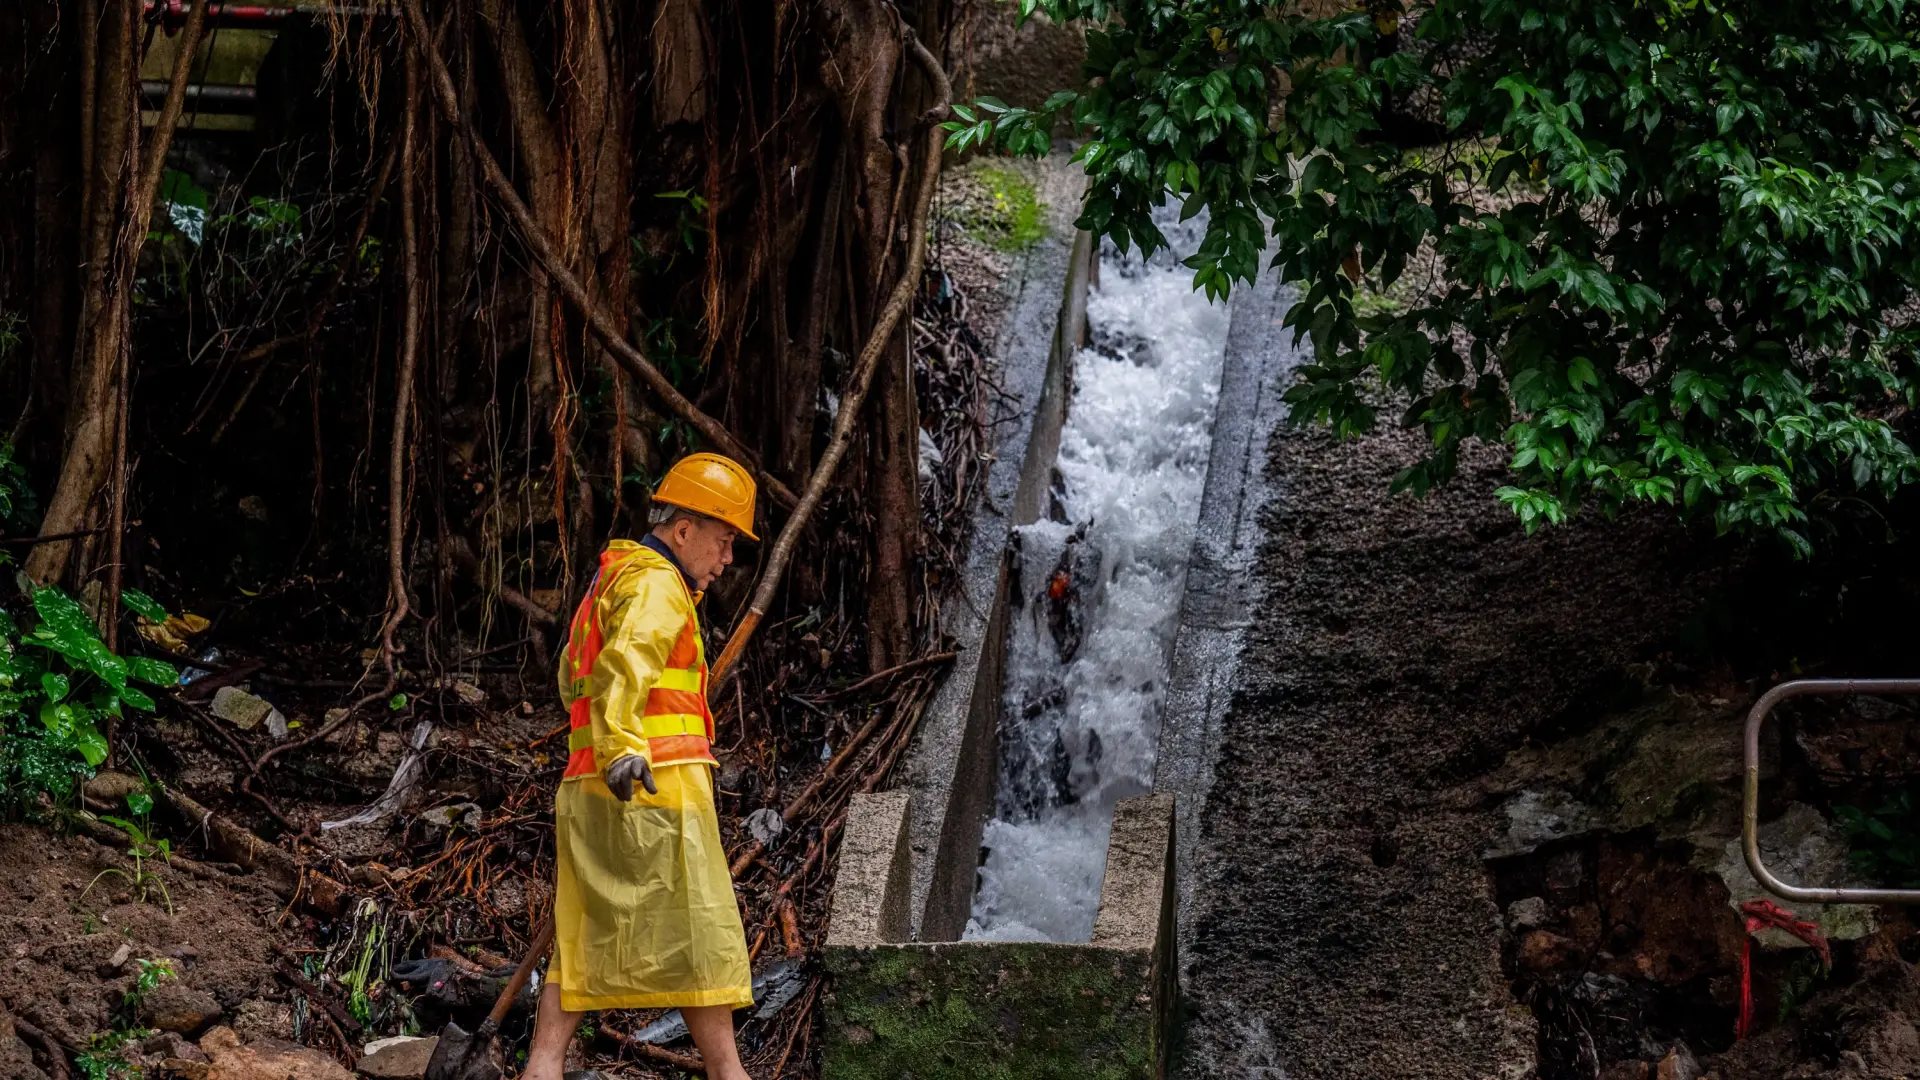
953;0;1920;549
0;588;177;815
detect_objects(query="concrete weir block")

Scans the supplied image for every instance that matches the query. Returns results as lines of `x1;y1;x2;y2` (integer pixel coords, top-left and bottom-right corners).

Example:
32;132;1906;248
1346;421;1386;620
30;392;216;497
824;792;1178;1080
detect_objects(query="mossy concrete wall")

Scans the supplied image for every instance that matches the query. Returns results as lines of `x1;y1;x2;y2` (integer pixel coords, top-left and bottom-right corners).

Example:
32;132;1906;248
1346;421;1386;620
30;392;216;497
825;943;1158;1080
824;792;1176;1080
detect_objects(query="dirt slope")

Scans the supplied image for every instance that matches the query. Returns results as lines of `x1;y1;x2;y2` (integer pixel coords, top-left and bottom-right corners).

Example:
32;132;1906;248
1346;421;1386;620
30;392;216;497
1179;425;1727;1079
0;820;289;1075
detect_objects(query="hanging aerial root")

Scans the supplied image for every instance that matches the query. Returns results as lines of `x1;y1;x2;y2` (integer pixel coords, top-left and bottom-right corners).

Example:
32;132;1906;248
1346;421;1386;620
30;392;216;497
397;0;798;510
707;30;954;686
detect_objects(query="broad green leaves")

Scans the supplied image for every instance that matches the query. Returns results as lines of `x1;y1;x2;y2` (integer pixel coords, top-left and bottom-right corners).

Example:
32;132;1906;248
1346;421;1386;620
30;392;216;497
959;0;1920;549
2;587;181;812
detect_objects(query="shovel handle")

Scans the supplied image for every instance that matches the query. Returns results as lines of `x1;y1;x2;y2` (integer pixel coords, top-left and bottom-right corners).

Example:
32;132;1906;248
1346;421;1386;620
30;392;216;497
485;916;555;1030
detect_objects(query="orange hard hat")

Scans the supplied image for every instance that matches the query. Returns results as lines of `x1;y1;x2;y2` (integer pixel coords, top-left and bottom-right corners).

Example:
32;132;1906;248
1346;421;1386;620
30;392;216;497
652;453;759;540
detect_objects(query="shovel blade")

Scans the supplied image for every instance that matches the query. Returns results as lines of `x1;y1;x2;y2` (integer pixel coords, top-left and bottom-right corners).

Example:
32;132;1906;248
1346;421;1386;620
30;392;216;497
424;1020;505;1080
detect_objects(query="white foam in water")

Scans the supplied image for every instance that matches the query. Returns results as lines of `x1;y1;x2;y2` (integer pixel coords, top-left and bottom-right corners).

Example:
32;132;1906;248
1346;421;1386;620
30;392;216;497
965;213;1227;942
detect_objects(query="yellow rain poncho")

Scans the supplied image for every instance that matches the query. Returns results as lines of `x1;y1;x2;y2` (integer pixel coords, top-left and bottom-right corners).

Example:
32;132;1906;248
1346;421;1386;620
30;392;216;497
550;540;752;1012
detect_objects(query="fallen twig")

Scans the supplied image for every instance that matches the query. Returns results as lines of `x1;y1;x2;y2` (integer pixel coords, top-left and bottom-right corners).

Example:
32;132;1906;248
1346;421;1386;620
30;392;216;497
816;650;956;700
604;1026;707;1074
273;956;365;1039
158;786;347;916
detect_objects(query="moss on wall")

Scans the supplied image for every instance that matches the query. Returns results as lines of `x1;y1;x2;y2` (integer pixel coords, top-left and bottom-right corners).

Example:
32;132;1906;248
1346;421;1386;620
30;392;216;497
823;942;1162;1080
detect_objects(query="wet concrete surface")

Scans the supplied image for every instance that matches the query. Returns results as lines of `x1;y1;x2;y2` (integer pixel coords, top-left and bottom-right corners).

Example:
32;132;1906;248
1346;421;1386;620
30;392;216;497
1176;388;1733;1076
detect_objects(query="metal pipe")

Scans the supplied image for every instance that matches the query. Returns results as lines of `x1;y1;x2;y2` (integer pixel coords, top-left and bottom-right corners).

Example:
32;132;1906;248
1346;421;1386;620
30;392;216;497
139;80;257;112
144;0;392;26
1743;678;1920;905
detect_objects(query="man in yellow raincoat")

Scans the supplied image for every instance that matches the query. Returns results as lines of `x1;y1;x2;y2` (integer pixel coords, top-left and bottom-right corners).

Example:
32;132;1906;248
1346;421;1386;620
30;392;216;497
523;453;759;1080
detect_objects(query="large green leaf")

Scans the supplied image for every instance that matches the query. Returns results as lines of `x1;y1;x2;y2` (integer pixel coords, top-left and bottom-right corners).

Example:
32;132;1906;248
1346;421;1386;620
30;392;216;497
31;587;127;688
128;656;179;687
119;588;169;624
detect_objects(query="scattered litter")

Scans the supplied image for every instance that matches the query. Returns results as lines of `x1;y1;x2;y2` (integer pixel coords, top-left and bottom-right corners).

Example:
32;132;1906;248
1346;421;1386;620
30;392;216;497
211;686;275;730
746;808;785;847
139;611;211;655
632;961;808;1046
179;645;223;685
918;428;944;482
321;722;434;832
748;959;808;1022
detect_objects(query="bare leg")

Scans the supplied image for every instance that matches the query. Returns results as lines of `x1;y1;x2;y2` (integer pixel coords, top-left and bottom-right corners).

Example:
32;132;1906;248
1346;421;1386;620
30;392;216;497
521;981;584;1080
683;1004;751;1080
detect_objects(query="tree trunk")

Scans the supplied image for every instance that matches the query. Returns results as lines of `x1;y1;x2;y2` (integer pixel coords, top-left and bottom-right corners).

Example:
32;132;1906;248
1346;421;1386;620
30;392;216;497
27;0;137;586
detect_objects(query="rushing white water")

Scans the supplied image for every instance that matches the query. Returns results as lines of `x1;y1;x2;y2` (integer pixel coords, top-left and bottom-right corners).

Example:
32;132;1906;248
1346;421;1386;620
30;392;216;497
964;213;1227;942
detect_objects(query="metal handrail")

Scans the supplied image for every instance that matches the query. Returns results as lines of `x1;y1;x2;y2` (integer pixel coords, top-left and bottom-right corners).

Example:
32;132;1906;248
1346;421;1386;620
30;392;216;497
1744;678;1920;905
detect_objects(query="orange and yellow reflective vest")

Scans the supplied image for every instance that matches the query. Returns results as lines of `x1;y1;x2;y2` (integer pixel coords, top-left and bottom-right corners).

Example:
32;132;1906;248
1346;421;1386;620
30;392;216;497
559;540;717;778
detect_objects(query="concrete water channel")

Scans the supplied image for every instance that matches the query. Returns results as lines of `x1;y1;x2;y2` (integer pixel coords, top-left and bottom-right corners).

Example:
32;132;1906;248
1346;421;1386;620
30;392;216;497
820;159;1301;1080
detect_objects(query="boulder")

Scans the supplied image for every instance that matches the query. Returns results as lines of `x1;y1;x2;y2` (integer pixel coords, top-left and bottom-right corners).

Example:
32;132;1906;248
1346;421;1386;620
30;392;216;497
357;1036;438;1078
146;982;223;1035
197;1026;353;1080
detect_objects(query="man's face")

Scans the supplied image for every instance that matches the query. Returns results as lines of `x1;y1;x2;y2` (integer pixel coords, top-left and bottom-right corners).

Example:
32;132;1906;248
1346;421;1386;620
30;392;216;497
660;514;738;591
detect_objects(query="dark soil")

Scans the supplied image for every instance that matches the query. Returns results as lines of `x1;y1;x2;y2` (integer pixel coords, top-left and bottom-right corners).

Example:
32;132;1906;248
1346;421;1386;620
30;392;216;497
0;821;291;1072
1178;423;1734;1079
1178;383;1920;1080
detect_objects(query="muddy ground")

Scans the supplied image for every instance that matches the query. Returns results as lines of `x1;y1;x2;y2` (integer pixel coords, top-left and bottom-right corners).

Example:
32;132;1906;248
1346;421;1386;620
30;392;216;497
1180;418;1920;1079
0;820;291;1077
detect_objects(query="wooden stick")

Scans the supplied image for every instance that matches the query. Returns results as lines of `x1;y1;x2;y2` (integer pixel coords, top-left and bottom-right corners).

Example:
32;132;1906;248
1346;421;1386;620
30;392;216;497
818;650;956;699
273;957;364;1038
396;0;796;510
708;32;954;687
603;1026;707;1074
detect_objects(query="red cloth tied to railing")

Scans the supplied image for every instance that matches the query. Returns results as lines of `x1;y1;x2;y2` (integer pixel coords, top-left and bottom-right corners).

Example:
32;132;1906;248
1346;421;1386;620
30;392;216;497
1737;897;1831;1040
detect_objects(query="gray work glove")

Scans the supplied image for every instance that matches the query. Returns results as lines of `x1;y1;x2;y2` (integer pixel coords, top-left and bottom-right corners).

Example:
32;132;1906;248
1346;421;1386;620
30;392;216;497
604;755;658;802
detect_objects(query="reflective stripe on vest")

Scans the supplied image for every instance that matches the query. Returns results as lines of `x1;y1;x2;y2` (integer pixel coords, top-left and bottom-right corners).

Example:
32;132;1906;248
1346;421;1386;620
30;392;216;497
561;548;716;778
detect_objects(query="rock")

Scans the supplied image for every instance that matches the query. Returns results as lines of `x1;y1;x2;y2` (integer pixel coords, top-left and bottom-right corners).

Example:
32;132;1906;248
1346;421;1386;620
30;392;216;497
1518;930;1580;973
229;1000;296;1045
198;1026;353;1080
86;771;147;804
450;680;487;706
1656;1043;1700;1080
146;982;224;1035
101;941;132;974
1716;802;1880;944
1487;790;1602;858
211;687;274;730
138;1032;209;1064
357;1035;438;1078
1506;896;1550;930
420;803;482;832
